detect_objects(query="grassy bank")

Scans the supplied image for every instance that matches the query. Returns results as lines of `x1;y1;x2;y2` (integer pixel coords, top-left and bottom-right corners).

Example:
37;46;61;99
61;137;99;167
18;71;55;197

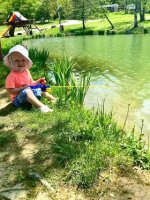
1;12;150;39
0;40;150;199
0;99;150;198
43;12;150;36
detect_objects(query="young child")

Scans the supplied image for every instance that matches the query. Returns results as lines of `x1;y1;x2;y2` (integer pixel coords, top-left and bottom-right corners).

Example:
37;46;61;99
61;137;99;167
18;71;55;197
4;45;56;113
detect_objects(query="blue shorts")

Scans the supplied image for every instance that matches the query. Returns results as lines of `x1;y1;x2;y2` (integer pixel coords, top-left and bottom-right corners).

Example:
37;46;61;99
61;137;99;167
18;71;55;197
12;87;41;107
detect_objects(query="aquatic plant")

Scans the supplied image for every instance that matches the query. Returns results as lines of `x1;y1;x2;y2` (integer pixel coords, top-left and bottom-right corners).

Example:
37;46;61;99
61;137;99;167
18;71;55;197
50;57;91;106
51;102;150;188
51;56;75;86
69;73;91;106
29;48;49;77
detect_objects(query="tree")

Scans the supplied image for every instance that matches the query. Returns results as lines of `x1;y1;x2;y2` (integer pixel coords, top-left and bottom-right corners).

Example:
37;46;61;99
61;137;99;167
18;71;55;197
80;0;86;29
133;0;138;28
0;1;12;24
89;0;114;30
35;0;51;21
71;0;91;29
59;0;72;18
20;1;37;19
124;0;129;14
3;0;38;19
99;0;114;29
139;0;150;21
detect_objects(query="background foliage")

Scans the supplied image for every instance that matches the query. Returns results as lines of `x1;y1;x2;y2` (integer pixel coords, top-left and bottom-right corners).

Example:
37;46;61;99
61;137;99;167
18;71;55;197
1;0;150;25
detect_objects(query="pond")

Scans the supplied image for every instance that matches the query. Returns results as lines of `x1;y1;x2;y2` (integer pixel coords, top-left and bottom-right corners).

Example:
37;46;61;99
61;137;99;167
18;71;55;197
24;35;150;138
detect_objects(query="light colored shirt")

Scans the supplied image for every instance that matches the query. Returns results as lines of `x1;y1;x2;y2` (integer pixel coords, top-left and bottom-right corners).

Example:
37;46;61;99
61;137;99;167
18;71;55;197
5;69;34;101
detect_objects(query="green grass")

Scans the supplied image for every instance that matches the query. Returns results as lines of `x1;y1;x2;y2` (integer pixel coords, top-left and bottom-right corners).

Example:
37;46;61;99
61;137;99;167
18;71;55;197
0;62;9;87
0;101;149;191
0;39;150;198
0;130;16;147
43;12;150;36
0;25;7;33
36;19;67;28
1;12;150;40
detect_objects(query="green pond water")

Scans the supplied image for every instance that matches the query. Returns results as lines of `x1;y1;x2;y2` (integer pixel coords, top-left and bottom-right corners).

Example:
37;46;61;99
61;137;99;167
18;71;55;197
24;35;150;137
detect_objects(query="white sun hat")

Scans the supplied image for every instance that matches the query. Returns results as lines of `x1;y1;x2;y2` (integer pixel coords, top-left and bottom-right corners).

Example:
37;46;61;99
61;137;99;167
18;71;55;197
3;45;33;69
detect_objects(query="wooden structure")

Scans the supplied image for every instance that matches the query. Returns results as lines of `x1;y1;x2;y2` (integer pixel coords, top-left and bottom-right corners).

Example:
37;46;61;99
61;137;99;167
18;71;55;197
1;12;41;37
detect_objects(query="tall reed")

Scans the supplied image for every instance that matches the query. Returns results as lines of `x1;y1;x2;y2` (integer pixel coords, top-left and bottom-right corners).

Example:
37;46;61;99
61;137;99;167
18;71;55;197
51;56;75;86
70;73;91;105
29;48;49;77
51;57;91;106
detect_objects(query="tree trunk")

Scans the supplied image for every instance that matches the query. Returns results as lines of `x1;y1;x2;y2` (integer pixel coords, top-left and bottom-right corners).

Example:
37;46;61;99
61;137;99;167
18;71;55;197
124;0;128;14
138;0;145;22
139;0;143;21
142;6;146;21
82;15;86;29
82;1;86;29
0;38;4;61
99;4;114;30
104;12;114;30
88;0;114;30
134;2;138;28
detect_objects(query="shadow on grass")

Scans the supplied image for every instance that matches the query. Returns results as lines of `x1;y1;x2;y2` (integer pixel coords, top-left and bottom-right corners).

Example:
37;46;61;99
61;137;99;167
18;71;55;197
66;27;94;35
0;130;17;148
0;103;16;116
25;117;86;178
0;118;74;187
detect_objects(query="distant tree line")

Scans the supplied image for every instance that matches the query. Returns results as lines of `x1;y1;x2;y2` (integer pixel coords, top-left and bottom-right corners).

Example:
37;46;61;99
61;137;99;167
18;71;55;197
0;0;150;28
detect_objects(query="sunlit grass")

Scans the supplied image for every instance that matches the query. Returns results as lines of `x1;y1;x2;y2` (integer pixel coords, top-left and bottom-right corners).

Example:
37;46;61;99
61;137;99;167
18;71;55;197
1;12;150;39
43;12;150;36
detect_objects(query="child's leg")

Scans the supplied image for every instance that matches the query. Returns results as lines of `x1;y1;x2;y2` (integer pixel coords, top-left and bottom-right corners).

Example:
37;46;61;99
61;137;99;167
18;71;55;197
41;92;57;102
26;88;45;108
13;88;53;112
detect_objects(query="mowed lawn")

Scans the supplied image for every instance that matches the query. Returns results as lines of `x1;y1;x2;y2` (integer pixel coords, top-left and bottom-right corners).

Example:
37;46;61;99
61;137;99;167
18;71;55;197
1;12;150;37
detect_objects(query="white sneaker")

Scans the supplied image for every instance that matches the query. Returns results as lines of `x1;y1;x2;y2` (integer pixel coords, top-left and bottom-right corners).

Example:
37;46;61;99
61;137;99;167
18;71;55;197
39;105;53;113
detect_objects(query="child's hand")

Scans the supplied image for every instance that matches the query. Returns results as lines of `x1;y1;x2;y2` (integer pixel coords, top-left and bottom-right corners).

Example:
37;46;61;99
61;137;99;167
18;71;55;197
39;77;46;85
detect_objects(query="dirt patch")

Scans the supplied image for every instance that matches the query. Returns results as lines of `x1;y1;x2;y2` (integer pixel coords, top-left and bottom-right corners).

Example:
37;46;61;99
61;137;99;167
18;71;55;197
0;87;10;109
101;168;150;200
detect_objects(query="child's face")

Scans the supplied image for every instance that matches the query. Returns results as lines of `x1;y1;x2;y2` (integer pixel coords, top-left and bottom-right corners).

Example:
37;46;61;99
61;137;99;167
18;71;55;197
10;52;28;72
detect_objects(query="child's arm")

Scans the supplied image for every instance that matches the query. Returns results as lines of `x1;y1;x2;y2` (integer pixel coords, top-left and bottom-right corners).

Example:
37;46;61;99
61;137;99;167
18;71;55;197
27;70;46;86
31;77;46;86
6;85;29;94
